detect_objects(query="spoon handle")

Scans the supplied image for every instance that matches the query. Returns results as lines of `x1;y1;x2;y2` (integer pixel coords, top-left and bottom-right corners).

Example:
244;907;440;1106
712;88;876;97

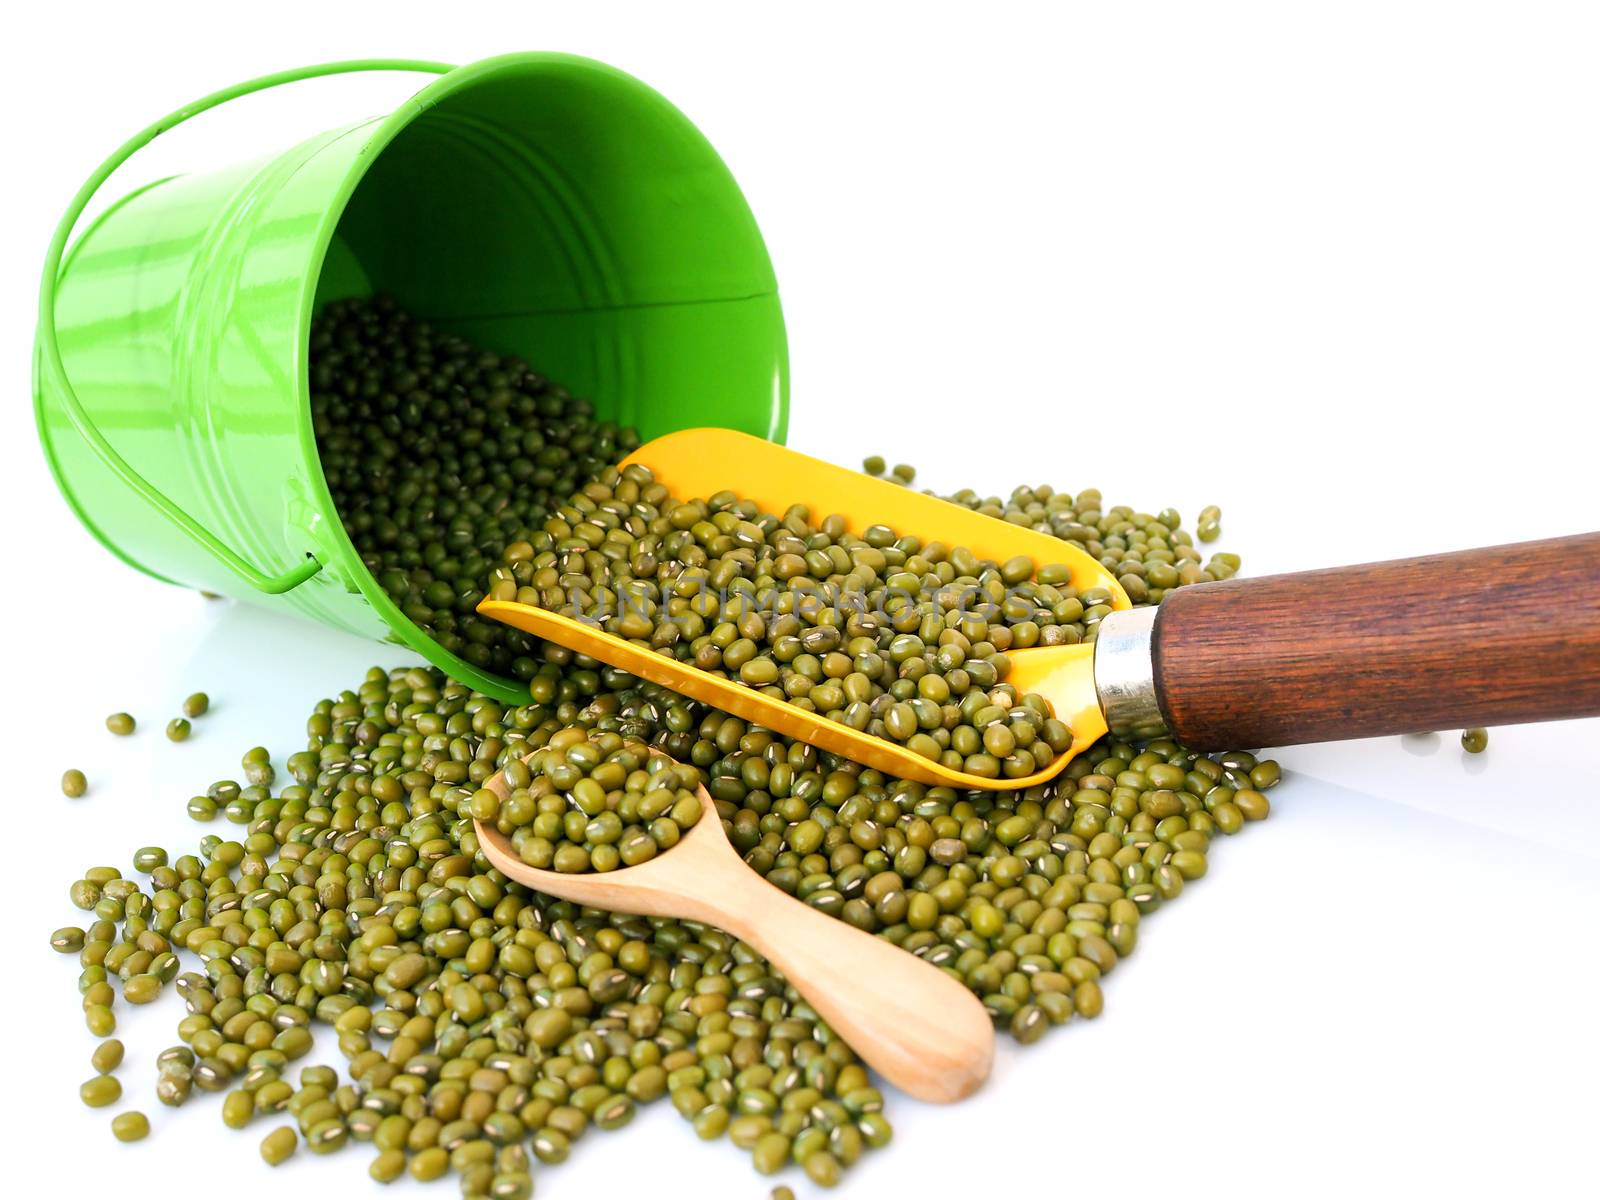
703;867;994;1104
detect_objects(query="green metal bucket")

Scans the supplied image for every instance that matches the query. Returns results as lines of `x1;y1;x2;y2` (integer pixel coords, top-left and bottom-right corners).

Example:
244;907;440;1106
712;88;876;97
34;55;788;702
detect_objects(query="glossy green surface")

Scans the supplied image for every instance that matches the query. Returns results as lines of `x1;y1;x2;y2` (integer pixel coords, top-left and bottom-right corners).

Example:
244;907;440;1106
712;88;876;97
35;54;787;702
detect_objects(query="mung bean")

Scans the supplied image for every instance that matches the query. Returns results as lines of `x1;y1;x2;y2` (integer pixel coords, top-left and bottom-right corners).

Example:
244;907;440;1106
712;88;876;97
110;1111;149;1142
91;1040;124;1073
259;1126;297;1165
369;1148;405;1182
80;1074;122;1108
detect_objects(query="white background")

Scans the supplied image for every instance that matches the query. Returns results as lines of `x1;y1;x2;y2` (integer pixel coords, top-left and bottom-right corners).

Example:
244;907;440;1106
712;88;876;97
4;3;1597;1199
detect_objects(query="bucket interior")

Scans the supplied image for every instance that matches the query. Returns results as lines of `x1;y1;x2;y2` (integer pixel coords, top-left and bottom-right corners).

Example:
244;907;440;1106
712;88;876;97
313;57;786;440
298;56;788;699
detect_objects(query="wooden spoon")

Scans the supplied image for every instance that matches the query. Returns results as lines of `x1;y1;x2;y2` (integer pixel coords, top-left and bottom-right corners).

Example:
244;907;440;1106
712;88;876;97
473;755;995;1104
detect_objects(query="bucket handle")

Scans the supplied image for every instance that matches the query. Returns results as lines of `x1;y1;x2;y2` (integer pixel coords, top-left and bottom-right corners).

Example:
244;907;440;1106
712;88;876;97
36;59;455;594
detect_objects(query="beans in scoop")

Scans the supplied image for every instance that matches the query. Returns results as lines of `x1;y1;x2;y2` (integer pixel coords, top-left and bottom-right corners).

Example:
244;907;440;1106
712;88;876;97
486;464;1100;778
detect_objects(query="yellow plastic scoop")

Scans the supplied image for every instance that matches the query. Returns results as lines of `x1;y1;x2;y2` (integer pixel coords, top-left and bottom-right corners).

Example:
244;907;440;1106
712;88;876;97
480;428;1130;790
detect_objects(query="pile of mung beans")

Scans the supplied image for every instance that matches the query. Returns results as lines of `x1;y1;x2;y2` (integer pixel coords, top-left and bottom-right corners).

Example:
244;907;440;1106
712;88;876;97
54;656;1277;1191
50;306;1281;1195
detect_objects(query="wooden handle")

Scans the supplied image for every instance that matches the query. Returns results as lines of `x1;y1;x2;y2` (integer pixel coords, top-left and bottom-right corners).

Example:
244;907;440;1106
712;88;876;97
709;867;994;1104
1152;532;1600;749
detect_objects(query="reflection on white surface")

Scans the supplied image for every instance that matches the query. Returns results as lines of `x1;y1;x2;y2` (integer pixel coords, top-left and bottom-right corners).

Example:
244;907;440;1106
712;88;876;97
1400;732;1442;756
1274;720;1598;860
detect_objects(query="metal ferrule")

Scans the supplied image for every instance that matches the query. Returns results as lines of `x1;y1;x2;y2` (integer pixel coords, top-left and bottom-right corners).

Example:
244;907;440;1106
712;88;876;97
1093;606;1169;740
